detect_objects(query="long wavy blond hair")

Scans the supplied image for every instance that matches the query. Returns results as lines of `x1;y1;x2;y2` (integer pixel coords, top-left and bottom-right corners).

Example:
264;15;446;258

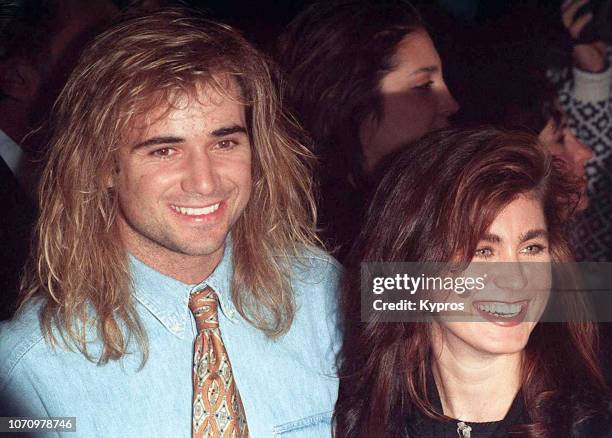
18;8;319;364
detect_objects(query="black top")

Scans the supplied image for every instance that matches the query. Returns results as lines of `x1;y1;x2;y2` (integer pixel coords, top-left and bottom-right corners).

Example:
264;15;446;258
318;175;369;264
405;375;529;438
405;374;612;437
0;157;36;320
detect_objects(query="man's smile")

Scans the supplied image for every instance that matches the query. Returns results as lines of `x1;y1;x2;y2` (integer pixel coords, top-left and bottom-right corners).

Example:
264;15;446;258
170;202;221;216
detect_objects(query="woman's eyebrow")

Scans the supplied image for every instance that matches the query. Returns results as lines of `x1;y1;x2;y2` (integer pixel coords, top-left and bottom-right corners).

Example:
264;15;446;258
409;65;439;76
519;229;548;243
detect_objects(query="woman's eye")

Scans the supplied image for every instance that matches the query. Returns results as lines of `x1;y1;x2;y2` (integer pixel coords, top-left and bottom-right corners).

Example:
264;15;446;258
475;247;493;259
414;80;434;90
557;134;566;146
521;244;546;255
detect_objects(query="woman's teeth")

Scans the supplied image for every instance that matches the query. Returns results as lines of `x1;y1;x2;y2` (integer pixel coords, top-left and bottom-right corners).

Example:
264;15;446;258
477;302;523;318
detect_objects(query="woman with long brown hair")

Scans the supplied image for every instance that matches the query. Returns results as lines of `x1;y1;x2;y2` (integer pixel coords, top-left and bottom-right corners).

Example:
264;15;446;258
277;0;459;262
335;127;611;437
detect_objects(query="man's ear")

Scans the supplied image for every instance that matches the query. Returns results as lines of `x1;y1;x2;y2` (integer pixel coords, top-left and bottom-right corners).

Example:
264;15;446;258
104;157;121;188
105;164;116;188
0;57;41;101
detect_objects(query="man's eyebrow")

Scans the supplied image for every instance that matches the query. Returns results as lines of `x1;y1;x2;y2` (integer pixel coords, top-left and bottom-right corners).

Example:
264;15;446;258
130;125;246;150
132;136;183;150
519;229;548;243
409;66;439;76
210;124;247;137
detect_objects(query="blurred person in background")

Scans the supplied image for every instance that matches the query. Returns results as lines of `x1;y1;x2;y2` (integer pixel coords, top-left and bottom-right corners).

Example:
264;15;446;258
549;0;612;261
276;0;459;262
0;0;118;320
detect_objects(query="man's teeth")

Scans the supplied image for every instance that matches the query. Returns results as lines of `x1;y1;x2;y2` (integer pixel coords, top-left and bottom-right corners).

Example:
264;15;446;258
477;302;523;318
172;203;220;216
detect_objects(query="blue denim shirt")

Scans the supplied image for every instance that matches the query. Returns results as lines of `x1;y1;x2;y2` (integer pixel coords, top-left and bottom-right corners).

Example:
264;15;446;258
0;243;341;437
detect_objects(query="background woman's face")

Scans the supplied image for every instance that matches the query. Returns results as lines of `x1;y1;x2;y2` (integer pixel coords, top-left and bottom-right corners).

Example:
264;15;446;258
538;116;593;211
359;29;459;174
434;194;551;358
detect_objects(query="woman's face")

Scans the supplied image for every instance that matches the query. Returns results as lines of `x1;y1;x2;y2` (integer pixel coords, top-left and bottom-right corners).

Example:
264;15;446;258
359;29;459;174
538;115;593;211
434;194;551;358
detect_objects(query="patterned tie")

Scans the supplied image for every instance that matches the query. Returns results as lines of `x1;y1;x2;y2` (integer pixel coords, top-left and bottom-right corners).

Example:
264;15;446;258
189;288;249;438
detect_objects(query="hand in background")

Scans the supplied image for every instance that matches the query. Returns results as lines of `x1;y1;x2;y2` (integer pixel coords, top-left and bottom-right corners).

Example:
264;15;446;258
562;0;608;72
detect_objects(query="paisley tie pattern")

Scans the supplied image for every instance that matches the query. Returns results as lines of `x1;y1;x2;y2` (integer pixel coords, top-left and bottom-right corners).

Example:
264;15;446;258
189;288;249;438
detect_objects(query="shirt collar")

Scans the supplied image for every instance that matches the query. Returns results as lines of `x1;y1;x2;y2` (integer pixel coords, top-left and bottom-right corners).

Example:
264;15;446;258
191;239;238;321
130;255;193;339
0;129;25;178
130;239;238;338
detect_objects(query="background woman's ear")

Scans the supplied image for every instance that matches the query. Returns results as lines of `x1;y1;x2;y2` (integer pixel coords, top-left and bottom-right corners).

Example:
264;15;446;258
0;57;41;101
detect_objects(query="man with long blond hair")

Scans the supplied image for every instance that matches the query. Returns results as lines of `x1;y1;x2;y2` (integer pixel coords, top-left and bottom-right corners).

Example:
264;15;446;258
0;9;341;437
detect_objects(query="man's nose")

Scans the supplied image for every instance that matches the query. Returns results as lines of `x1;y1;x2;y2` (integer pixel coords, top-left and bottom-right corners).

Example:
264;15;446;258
181;151;218;195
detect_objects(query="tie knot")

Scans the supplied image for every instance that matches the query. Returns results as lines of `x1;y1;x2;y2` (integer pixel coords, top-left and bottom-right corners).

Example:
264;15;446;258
189;287;219;331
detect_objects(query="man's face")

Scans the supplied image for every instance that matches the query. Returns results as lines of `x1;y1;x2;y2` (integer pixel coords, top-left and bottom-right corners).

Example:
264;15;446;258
113;82;252;269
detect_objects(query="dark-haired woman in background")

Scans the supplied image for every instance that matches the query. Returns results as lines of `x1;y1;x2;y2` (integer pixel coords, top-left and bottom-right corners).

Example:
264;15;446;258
276;0;458;262
335;128;610;437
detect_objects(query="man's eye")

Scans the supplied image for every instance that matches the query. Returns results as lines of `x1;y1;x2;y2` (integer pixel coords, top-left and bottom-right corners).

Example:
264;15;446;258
217;139;237;149
475;247;493;259
151;147;174;157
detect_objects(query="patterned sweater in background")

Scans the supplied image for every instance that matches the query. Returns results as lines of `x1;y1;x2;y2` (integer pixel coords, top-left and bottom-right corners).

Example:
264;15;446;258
550;50;612;261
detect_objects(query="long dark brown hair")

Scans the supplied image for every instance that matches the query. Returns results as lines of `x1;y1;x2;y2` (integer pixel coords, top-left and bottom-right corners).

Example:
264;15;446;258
277;0;423;188
335;127;609;437
276;0;424;258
